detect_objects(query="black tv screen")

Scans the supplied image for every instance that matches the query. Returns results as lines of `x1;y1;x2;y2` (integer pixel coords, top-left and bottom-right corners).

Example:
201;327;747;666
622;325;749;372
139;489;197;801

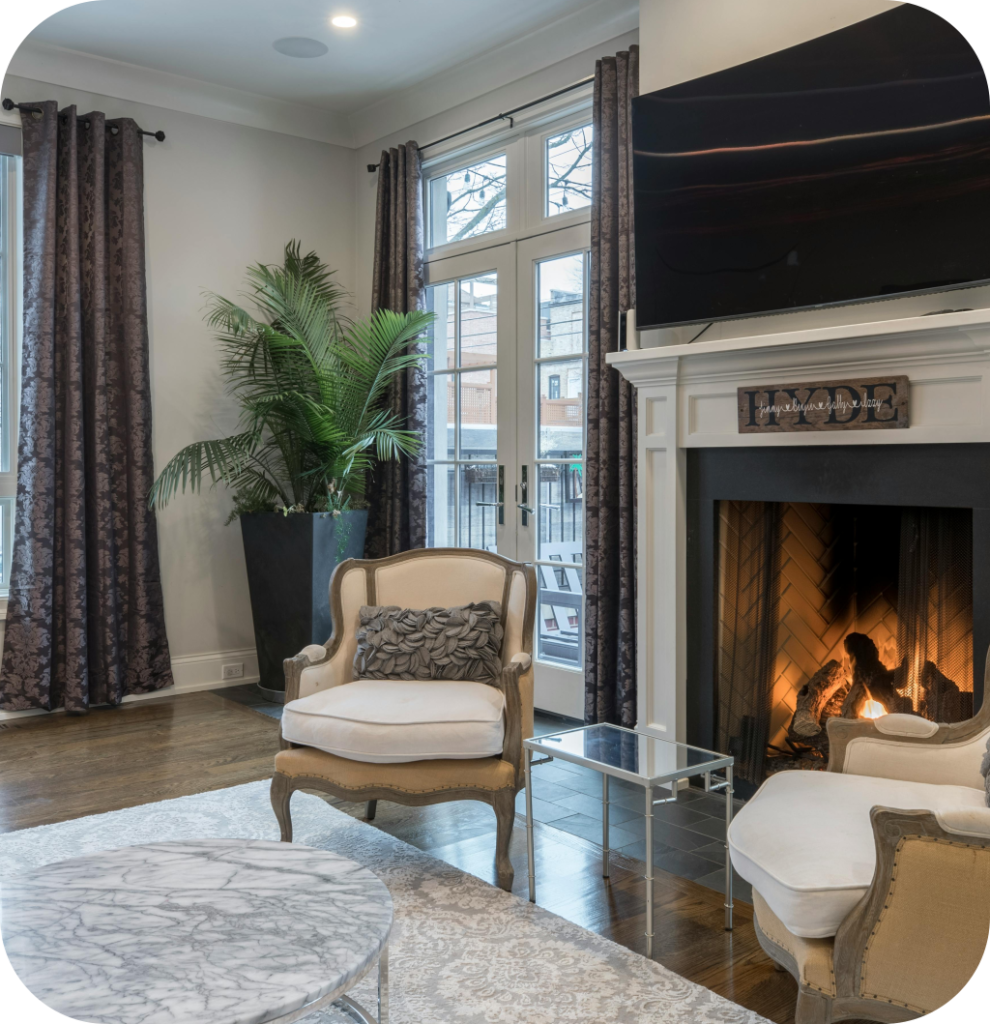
632;5;990;329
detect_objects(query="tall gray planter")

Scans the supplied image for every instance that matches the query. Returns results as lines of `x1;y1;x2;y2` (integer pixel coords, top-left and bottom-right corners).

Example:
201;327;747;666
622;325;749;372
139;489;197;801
240;510;368;700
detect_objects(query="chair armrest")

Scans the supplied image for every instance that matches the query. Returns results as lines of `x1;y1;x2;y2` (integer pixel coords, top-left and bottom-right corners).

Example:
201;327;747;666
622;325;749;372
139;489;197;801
495;658;528;785
283;643;346;703
826;714;973;777
937;807;990;839
832;807;990;1013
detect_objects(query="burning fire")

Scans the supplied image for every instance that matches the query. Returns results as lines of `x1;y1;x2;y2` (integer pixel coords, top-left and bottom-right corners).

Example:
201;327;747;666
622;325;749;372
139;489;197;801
861;698;886;720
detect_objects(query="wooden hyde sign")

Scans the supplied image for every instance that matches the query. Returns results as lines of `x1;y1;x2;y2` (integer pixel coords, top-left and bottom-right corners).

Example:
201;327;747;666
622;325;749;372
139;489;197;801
737;375;909;433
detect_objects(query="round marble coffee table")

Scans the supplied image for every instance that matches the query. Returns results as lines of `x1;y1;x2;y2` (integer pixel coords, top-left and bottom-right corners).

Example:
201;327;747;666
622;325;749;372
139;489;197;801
1;839;393;1024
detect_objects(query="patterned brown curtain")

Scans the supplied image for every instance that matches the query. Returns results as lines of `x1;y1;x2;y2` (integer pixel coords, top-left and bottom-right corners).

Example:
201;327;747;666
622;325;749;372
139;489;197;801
365;142;427;558
0;101;173;712
585;47;639;726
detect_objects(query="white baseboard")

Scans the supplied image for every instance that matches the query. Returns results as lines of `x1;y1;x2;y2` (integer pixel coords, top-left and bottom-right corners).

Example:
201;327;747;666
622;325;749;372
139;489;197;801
0;646;261;721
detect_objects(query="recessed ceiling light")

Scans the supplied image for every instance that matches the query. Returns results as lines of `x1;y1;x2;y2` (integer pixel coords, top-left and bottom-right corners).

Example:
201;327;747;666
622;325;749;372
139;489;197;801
331;15;358;28
272;36;328;58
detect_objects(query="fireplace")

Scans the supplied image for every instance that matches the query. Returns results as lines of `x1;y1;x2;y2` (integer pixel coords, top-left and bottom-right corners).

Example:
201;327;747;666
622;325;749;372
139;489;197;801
686;443;990;798
605;306;990;797
715;499;973;787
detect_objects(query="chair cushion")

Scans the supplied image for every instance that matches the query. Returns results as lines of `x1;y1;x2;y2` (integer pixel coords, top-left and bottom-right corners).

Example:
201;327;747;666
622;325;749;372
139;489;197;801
281;679;505;763
728;770;987;939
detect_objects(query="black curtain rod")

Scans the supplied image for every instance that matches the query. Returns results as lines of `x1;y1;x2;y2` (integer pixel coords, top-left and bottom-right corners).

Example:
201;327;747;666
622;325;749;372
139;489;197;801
2;98;165;141
366;74;594;172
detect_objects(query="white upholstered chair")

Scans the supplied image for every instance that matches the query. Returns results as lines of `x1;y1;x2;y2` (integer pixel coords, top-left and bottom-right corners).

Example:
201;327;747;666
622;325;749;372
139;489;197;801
270;548;537;891
729;668;990;1024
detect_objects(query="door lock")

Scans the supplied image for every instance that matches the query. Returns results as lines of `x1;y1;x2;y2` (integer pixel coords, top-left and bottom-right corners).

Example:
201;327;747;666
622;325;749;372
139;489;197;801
519;465;532;526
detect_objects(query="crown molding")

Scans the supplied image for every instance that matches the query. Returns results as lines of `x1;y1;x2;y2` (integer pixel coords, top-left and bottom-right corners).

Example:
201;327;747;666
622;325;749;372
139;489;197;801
346;0;638;150
5;40;354;147
4;0;638;153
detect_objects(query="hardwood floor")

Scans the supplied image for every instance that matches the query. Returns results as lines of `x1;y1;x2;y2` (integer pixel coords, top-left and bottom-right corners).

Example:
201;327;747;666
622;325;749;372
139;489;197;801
0;690;280;832
0;688;803;1023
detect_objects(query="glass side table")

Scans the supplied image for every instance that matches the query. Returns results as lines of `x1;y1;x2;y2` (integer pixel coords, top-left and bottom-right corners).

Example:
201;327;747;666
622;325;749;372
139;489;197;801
523;723;735;957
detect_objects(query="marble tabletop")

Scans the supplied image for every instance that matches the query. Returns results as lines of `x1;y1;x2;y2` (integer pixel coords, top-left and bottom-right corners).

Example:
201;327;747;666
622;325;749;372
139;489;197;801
0;838;393;1024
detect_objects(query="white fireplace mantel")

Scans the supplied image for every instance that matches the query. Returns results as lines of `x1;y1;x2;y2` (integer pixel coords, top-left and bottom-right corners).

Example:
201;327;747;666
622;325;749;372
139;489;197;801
606;308;990;742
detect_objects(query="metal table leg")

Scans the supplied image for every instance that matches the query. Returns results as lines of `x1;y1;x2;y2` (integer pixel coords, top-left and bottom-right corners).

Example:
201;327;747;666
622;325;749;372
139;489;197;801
645;783;654;958
378;944;388;1024
724;764;734;931
525;750;536;903
602;774;610;879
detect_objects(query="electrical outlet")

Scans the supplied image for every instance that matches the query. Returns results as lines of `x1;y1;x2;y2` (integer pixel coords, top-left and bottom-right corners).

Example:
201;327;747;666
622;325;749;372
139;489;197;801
222;662;244;680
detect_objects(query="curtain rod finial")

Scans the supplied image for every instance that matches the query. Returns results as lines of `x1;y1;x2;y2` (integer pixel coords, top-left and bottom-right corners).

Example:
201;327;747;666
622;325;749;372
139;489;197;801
367;163;379;173
1;98;14;112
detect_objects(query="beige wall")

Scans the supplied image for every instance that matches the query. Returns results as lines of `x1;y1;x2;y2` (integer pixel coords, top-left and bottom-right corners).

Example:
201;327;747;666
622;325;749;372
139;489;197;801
2;72;357;686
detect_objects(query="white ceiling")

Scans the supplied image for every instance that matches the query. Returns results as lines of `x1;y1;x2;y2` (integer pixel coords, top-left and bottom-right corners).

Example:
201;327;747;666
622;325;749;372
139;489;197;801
25;0;632;116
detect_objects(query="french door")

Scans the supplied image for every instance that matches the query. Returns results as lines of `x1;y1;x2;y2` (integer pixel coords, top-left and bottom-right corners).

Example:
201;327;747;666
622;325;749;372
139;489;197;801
424;224;590;718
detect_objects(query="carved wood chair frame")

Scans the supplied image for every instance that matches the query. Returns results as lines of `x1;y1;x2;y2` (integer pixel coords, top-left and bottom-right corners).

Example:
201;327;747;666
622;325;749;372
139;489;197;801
270;548;538;892
754;806;990;1024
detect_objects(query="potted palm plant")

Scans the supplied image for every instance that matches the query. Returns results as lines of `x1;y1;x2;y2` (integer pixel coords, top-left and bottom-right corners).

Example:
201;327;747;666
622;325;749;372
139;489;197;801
150;242;432;699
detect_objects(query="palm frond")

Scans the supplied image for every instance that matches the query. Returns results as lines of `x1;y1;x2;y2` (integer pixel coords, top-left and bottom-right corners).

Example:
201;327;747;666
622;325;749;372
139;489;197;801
148;431;263;509
150;243;434;518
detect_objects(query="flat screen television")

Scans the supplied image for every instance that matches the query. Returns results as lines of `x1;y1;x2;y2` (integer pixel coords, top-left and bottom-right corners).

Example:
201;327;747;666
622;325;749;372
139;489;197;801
631;5;990;329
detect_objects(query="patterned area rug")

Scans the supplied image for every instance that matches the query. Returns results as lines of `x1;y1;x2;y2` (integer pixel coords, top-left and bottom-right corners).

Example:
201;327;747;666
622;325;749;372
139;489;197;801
0;782;768;1024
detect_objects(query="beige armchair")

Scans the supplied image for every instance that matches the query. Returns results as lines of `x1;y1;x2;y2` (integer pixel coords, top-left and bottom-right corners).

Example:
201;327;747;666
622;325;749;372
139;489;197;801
270;548;537;891
729;660;990;1023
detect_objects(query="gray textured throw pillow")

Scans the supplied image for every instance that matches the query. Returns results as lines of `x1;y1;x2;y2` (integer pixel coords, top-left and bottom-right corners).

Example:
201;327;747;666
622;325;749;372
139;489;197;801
982;735;990;807
354;602;504;682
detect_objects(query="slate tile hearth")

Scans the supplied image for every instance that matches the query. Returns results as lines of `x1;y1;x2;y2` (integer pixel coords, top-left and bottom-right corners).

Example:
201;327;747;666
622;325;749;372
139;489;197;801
225;687;751;903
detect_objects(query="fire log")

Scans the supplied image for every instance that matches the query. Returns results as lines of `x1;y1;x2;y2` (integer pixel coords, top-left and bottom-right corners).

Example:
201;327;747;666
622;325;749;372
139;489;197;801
790;660;848;737
919;660;974;723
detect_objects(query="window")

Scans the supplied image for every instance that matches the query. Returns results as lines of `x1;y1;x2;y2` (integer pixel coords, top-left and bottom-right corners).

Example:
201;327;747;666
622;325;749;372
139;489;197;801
424;272;499;550
428;155;507;247
546;124;592;217
0;152;19;592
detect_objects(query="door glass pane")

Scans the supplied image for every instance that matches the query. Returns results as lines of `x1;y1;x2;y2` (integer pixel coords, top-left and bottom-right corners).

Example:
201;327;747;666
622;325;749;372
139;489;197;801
538;590;583;664
425;280;456;369
538;254;585;356
459;369;497;459
427;372;455;459
459;273;498;365
429;155;507;246
427;463;456;548
538;359;582;459
459;464;498;551
538;464;584;559
546;125;593;217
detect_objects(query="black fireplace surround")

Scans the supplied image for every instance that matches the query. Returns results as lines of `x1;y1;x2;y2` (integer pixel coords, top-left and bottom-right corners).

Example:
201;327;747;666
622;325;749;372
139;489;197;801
686;443;990;761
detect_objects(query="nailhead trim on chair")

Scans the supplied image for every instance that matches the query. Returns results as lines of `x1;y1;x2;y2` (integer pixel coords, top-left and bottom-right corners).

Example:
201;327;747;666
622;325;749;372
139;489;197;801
859;835;970;1014
276;770;514;794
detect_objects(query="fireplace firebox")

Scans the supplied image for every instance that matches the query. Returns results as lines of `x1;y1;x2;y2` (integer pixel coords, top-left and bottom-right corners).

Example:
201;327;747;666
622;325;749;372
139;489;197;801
687;444;990;797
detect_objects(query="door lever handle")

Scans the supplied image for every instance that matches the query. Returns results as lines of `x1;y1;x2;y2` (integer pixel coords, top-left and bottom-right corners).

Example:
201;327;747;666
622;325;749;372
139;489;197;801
475;502;504;507
517;504;536;515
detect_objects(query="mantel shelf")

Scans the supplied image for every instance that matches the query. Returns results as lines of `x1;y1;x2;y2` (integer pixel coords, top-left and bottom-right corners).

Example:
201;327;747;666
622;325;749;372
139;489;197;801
607;306;990;384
